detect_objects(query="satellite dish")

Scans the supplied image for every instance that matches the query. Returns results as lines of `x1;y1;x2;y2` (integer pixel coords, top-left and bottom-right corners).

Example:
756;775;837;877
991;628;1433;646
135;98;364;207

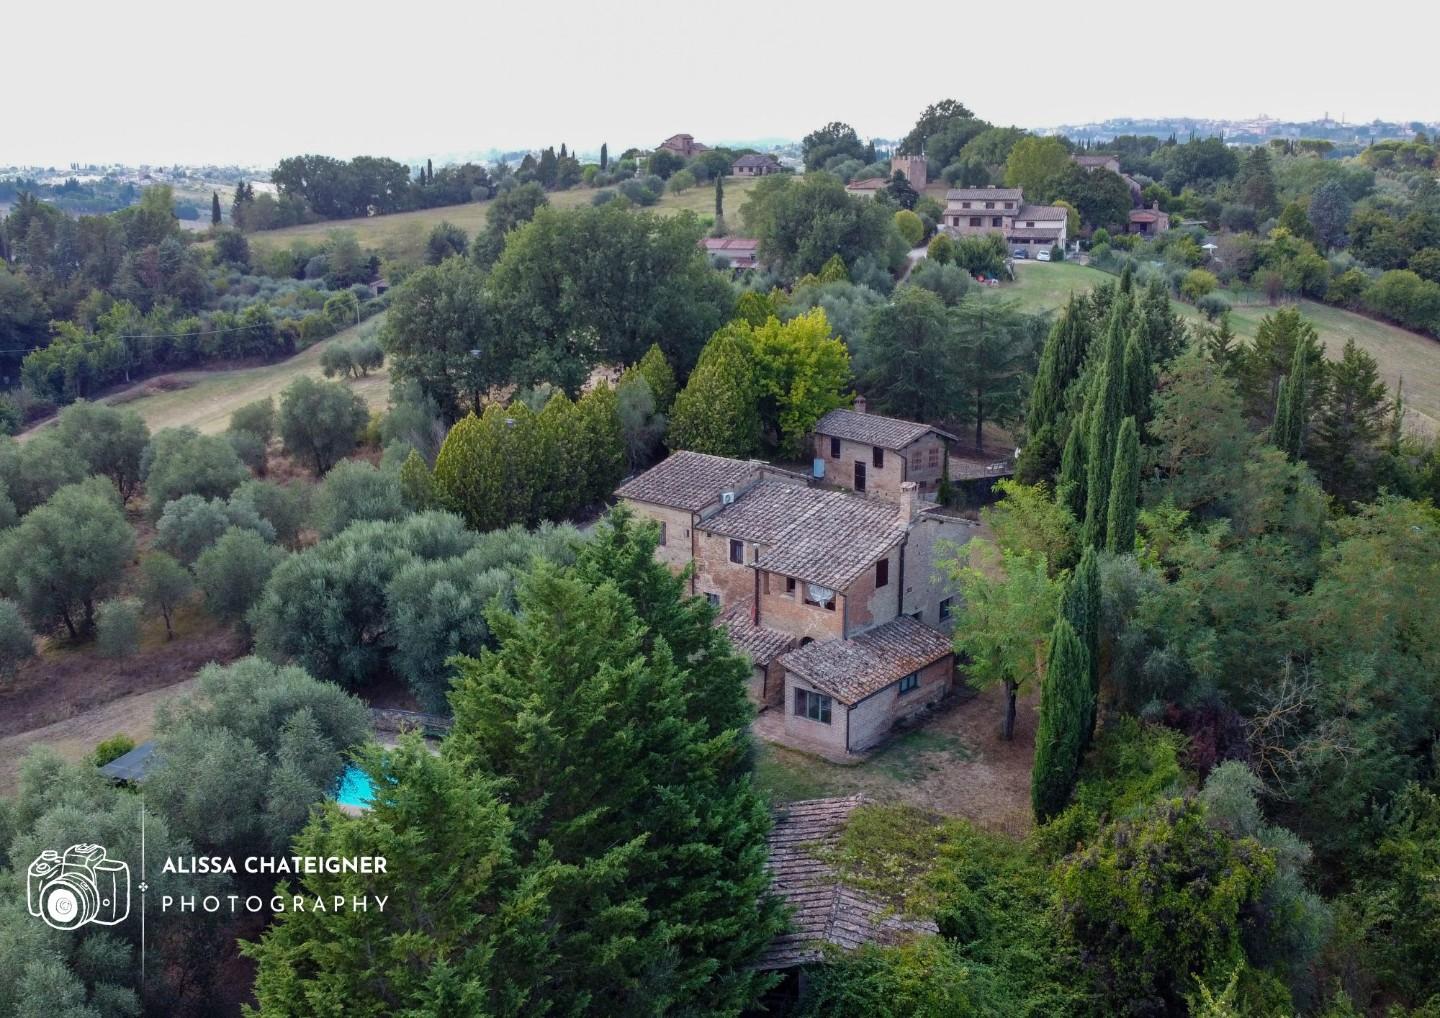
807;584;835;604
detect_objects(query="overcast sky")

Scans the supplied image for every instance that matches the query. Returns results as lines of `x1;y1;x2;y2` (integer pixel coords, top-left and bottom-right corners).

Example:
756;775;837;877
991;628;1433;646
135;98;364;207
10;0;1439;167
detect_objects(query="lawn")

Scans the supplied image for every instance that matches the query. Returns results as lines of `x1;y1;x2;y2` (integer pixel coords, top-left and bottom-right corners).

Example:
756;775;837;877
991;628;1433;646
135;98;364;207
1006;261;1440;435
23;316;392;439
245;176;764;264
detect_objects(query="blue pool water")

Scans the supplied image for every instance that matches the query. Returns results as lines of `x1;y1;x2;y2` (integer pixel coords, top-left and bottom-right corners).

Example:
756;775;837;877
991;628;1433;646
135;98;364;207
336;765;375;809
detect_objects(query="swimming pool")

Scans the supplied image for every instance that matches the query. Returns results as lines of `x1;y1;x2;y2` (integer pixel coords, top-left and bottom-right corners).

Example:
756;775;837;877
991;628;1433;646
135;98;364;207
336;765;375;809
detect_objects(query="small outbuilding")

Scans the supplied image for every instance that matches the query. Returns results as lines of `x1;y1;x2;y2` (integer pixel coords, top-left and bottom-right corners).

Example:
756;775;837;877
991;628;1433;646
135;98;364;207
98;740;160;785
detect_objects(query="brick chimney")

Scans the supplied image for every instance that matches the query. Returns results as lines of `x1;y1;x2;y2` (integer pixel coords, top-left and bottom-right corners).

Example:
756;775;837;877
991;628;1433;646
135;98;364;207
853;394;867;414
898;481;919;524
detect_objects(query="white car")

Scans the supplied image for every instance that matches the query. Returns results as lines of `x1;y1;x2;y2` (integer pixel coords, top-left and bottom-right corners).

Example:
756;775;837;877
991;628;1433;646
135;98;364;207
1036;249;1051;262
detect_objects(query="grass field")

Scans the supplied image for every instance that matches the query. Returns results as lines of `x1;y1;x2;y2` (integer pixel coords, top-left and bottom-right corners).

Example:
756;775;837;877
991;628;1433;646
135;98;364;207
245;177;764;263
22;316;392;439
1007;261;1440;435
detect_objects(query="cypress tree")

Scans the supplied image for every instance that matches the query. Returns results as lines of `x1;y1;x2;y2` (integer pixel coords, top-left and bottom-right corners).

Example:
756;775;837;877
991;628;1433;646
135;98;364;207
211;191;222;226
715;173;725;220
1122;329;1151;424
538;390;582;519
1105;416;1140;555
1058;418;1087;518
576;382;626;507
1271;342;1308;461
1031;617;1089;823
433;411;503;530
1018;296;1093;484
600;142;609;170
559;143;567;159
668;331;761;456
1081;312;1126;549
1062;545;1101;747
426;158;434;183
636;343;677;411
1119;260;1134;294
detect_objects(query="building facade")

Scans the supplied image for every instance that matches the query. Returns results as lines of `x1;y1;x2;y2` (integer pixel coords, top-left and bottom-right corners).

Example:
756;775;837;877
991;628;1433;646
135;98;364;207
812;399;955;499
659;133;708;158
617;449;976;754
732;154;781;176
890;154;928;189
941;185;1069;251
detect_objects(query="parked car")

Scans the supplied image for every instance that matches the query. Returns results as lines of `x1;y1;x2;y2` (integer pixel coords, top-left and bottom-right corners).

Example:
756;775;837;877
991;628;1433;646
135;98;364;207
1036;249;1051;262
1012;248;1027;259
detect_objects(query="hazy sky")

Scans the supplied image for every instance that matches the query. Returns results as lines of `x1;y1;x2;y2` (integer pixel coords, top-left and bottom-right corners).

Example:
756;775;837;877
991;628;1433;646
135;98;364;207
11;0;1439;167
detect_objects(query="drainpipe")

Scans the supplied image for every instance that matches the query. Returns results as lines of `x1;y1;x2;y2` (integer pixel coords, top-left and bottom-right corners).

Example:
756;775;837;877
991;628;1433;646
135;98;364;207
897;535;909;618
689;511;698;596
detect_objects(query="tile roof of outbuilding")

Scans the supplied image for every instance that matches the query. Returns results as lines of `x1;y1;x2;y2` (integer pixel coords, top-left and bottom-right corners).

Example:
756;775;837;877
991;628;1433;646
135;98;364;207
757;795;938;970
733;153;779;168
812;408;955;449
616;451;760;512
778;616;954;704
718;598;796;666
1016;204;1069;221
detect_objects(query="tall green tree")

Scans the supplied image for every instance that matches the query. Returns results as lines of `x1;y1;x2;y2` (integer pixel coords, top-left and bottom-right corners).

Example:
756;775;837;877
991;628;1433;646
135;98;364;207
668;329;762;456
1061;545;1101;746
211;190;222;226
1270;341;1309;461
1081;313;1126;549
277;376;368;475
1031;617;1089;823
1309;338;1390;504
1018;296;1092;483
860;285;957;423
600;141;609;170
1105;416;1141;554
1003;136;1071;196
952;296;1040;449
1236;146;1279;217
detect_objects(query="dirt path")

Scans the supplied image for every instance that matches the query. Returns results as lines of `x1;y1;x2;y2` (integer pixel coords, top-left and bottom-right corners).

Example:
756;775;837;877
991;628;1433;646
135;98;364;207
0;677;199;795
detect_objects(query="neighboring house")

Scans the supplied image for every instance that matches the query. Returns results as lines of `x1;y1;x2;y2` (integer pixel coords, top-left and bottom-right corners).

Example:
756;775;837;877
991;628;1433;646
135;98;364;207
701;236;761;270
812;397;956;499
757;795;938;976
98;741;159;785
1128;201;1171;235
1071;153;1144;205
732;153;781;177
617;448;975;754
890;154;927;189
844;177;887;199
941;185;1069;251
659;133;708;158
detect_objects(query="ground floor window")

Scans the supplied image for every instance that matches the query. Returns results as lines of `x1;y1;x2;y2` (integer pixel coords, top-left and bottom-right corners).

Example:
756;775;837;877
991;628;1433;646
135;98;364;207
705;592;719;607
794;688;833;724
939;596;953;621
898;672;920;695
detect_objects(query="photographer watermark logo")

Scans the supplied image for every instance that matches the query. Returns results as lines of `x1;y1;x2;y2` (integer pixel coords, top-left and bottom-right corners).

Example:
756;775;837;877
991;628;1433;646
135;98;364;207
27;844;131;931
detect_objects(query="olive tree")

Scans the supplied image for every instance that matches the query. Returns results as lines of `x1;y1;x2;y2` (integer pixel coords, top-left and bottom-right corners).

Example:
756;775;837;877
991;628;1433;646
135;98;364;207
277;377;368;475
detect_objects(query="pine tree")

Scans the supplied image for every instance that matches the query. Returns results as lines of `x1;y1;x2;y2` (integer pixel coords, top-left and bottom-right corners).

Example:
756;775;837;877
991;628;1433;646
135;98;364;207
444;548;784;1012
211;191;222;226
1031;617;1089;823
668;331;761;456
1309;338;1391;504
1105;416;1140;554
1061;545;1101;747
600;142;609;170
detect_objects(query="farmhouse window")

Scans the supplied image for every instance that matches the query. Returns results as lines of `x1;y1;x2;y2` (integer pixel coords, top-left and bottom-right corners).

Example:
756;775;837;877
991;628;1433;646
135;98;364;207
872;446;884;468
876;558;889;588
658;522;666;546
729;539;744;564
939;597;953;621
795;689;833;724
830;435;841;458
898;672;920;694
969;216;981;227
786;576;797;596
928;447;940;469
804;584;836;611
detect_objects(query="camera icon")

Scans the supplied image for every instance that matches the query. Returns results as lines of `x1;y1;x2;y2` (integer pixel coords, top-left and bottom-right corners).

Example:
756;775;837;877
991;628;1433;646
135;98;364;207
27;844;130;931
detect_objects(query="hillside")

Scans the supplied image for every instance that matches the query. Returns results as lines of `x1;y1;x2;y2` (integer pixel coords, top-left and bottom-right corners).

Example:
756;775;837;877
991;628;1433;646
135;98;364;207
21;315;390;440
244;176;765;263
1007;261;1440;435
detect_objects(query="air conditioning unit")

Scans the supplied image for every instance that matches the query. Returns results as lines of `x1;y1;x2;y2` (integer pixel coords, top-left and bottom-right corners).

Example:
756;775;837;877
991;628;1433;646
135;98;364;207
721;491;736;505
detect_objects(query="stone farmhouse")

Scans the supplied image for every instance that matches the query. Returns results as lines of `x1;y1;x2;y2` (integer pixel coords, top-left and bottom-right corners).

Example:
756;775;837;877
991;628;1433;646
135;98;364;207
731;153;782;177
659;133;708;158
811;397;955;499
1128;201;1171;235
941;185;1069;252
701;236;761;270
616;429;977;756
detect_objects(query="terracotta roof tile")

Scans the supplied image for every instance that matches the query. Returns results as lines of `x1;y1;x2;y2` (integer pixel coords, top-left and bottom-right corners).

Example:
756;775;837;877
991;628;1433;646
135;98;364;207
778;616;953;704
719;599;796;666
757;796;937;970
1016;204;1069;222
945;187;1023;201
733;154;779;168
617;451;760;512
812;408;954;449
845;177;888;190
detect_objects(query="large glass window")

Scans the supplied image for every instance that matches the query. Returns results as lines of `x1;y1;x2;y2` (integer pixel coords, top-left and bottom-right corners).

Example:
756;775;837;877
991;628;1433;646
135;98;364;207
795;689;833;724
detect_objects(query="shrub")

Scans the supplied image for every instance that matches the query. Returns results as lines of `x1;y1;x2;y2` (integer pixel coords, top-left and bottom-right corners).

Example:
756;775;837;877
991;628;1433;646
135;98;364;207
666;169;696;194
229;479;309;546
1196;292;1231;321
893;209;925;248
194;528;286;625
155;493;275;564
92;734;136;767
227;429;269;473
926;232;957;265
311;460;406;537
96;597;143;658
